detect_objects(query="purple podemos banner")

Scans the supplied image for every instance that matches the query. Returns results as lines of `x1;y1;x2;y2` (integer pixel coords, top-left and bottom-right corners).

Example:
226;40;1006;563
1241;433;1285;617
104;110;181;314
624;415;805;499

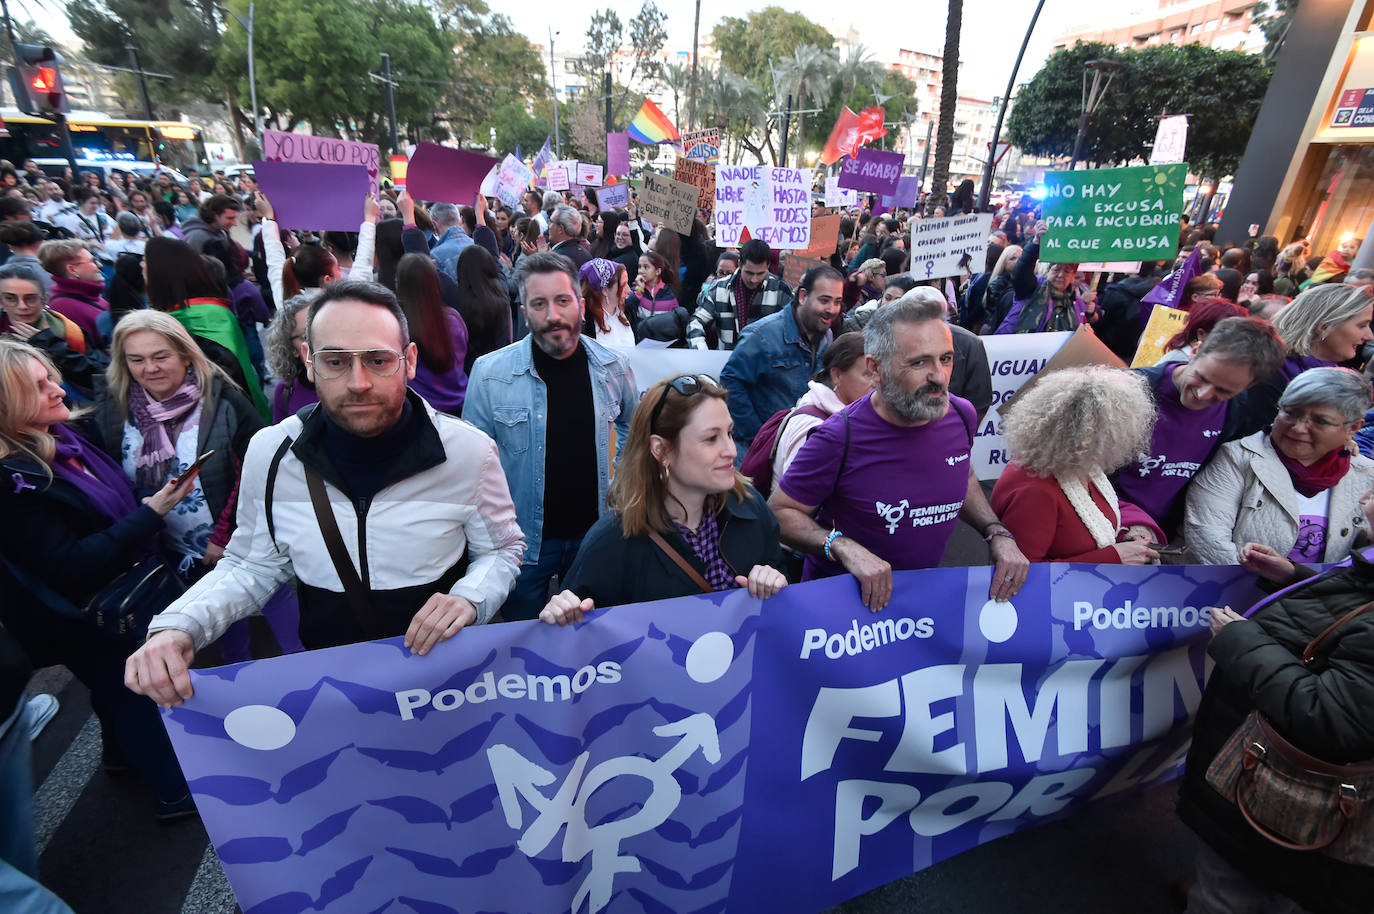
163;563;1262;913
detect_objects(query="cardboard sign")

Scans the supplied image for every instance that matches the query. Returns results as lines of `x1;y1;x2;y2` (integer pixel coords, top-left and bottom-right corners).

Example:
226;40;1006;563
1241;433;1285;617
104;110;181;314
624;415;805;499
1041;163;1186;263
640;170;698;235
714;164;810;250
680;127;720;163
494;154;535;209
673;155;715;212
405;142;501;205
801;214;843;260
1130;305;1188;368
576;163;604;187
837;148;904;195
779;252;827;289
1000;325;1127;417
546;167;569;191
253;161;368;231
262;129;380;196
908;214;995;279
598;182;630;209
607;132;630;175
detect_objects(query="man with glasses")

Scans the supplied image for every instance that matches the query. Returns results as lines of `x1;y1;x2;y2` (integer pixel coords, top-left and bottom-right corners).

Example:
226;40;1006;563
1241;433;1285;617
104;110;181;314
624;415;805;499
1112;316;1288;532
464;252;636;621
125;281;526;707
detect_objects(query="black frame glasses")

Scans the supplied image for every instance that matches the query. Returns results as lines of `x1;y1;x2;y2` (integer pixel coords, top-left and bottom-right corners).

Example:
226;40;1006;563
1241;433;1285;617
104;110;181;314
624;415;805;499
649;374;719;433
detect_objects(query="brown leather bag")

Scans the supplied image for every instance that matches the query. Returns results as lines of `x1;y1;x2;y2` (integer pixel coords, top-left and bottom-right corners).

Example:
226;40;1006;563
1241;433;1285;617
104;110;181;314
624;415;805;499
1204;600;1374;865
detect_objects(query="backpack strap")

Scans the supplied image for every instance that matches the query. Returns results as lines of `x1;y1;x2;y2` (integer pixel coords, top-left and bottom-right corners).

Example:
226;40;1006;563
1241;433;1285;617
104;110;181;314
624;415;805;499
767;404;831;465
303;467;379;633
263;436;293;550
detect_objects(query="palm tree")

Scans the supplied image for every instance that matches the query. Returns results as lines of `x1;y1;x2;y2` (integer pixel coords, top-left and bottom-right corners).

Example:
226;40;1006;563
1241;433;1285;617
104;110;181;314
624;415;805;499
662;61;692;127
835;43;876;110
926;0;962;214
781;44;837;170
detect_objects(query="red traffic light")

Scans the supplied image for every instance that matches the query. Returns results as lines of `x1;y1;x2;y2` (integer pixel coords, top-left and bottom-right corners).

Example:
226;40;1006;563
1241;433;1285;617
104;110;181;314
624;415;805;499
30;67;56;92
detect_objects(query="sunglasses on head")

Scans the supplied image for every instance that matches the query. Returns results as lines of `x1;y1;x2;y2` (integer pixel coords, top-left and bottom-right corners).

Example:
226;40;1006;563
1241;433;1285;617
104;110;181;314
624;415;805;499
649;374;719;434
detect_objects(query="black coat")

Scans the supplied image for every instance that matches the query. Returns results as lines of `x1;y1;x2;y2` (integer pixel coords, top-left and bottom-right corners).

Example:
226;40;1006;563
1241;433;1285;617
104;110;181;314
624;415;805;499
562;487;786;608
1177;555;1374;913
1095;275;1158;363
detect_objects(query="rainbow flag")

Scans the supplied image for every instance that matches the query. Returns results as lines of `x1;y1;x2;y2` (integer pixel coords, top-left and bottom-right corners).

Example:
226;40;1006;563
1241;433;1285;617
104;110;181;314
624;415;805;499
627;98;680;144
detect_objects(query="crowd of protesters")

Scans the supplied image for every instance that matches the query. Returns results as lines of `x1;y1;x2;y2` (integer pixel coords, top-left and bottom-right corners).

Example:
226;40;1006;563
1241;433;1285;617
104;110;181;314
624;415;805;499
0;155;1371;914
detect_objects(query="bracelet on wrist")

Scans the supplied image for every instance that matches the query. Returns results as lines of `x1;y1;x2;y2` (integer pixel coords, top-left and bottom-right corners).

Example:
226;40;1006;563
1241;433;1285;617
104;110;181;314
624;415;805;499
823;529;843;562
981;521;1007;536
985;529;1016;544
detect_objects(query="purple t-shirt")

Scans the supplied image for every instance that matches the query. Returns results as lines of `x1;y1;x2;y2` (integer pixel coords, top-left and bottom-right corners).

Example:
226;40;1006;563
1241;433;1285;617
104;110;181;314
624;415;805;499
1286;490;1331;563
1114;368;1226;521
779;392;975;580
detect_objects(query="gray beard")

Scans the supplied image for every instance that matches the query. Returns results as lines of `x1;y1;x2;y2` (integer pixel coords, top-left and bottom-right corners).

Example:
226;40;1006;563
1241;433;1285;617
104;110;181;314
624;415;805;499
881;381;948;423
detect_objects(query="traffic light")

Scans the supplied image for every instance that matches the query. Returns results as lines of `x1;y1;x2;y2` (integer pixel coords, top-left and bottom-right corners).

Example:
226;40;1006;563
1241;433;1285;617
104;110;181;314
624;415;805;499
9;44;68;117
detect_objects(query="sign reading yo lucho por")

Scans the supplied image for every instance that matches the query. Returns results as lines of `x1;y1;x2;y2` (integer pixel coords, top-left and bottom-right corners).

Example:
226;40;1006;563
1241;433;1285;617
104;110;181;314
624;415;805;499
1040;163;1186;263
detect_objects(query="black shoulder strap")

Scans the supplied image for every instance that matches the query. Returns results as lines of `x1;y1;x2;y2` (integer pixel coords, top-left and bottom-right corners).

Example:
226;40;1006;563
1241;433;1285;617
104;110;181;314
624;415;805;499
302;467;378;633
264;436;293;549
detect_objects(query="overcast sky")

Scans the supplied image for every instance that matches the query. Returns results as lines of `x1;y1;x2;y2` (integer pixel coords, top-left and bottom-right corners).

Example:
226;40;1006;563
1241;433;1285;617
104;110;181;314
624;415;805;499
506;0;1132;100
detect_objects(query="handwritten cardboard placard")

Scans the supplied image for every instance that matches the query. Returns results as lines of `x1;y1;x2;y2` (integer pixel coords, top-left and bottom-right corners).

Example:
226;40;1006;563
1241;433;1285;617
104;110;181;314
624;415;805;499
262;129;380;196
607;132;630;175
639;170;698;235
494;154;535;209
598;182;630;209
908;213;995;279
253;161;368;231
837;148;904;195
1041;163;1186;263
406;142;501;205
714;164;810;250
576;163;604;187
547;167;569;192
673;156;715;212
780;252;827;289
801;214;843;260
1130;304;1188;368
680;127;721;163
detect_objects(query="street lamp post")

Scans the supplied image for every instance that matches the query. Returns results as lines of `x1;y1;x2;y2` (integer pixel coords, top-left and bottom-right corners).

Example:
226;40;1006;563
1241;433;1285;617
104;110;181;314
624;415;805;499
231;3;262;140
1068;58;1120;170
979;0;1044;210
550;29;561;159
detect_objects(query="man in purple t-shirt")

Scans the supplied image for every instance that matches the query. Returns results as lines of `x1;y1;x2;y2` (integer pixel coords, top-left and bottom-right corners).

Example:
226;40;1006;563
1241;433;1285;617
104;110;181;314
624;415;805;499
1112;316;1287;528
769;295;1029;611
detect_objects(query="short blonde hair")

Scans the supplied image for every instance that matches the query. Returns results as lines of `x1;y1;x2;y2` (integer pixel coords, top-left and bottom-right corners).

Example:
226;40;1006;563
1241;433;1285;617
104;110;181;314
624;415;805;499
1273;284;1372;356
1002;366;1155;477
106;310;231;419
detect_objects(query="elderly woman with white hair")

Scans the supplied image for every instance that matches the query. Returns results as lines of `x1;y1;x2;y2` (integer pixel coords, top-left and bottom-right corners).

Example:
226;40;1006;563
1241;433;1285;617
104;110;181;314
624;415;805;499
1186;366;1374;569
991;366;1164;563
1238;283;1373;434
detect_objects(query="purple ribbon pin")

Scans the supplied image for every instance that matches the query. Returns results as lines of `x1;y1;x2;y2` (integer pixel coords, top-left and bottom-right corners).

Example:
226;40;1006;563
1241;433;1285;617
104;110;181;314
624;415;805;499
11;472;35;494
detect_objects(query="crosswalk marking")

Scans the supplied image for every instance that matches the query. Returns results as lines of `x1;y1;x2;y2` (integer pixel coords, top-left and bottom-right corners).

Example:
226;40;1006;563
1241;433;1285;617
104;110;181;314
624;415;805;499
33;713;98;856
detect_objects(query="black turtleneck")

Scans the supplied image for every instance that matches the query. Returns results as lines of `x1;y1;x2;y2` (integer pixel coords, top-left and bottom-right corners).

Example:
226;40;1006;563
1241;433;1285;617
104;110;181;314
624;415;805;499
321;399;420;501
531;339;599;538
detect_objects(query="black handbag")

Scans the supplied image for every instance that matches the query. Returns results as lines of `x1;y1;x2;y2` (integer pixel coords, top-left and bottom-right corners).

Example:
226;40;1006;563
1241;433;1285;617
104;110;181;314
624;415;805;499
1;552;185;641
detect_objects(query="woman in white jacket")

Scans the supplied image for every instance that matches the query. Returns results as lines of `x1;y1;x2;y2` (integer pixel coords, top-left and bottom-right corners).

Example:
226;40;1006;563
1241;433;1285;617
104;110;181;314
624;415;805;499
1185;367;1374;567
770;332;874;493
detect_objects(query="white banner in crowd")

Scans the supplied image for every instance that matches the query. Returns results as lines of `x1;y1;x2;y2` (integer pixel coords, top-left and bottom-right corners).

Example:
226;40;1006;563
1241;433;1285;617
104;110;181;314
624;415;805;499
824;176;859;208
1149;115;1189;165
909;214;995;280
614;332;1069;481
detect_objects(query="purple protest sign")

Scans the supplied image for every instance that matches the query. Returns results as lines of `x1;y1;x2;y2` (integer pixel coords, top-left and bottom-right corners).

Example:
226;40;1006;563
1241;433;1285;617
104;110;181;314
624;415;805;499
252;161;369;231
406;142;501;205
607;132;630;175
262;129;380;196
880;175;921;210
838;148;905;195
598;182;630;209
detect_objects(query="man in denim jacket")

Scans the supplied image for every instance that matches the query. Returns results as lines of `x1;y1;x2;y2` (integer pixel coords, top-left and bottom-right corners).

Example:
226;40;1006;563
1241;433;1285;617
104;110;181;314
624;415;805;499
465;252;637;620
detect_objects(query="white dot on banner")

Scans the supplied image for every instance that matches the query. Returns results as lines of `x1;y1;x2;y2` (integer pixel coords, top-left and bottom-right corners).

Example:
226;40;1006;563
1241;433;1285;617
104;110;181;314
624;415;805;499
223;705;297;750
979;599;1018;643
685;632;733;683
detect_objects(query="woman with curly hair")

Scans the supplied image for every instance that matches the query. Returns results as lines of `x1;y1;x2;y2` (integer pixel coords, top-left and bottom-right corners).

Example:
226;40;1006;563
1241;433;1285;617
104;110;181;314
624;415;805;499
990;366;1164;563
264;295;317;422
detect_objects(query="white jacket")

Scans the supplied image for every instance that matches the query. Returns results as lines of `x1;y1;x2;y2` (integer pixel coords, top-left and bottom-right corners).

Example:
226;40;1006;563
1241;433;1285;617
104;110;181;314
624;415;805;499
149;398;525;650
1184;431;1373;565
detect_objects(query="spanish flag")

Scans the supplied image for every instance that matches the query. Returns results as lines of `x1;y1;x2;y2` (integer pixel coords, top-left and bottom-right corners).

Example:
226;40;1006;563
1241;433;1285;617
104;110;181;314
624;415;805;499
627;98;680;144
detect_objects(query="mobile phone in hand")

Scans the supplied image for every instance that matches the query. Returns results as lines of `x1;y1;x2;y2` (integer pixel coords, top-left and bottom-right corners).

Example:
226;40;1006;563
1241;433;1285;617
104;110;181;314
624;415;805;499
171;450;215;488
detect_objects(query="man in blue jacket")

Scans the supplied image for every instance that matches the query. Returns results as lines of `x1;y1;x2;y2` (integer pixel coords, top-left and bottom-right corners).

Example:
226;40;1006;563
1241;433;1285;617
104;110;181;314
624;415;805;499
720;264;842;456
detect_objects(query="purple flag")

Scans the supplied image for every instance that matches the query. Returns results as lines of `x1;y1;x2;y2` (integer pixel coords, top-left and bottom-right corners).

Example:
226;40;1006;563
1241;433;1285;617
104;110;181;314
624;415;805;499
607;132;630;175
407;142;502;205
837;148;904;195
252;161;368;231
531;136;553;187
880;175;921;210
1142;246;1201;307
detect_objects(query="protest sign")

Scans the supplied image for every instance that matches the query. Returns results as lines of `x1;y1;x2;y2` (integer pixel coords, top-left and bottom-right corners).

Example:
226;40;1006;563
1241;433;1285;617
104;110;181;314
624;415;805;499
714;164;810;249
607;132;630;175
801;213;843;260
1041;163;1186;263
881;175;921;210
640;170;698;235
780;252;828;289
407;142;501;205
1149;115;1189;165
262;129;380;196
251;162;368;232
824;175;859;208
1131;305;1188;368
546;167;569;191
1078;261;1142;273
971;331;1070;479
837;148;904;195
674;155;715;212
494;154;535;209
613;345;730;397
680;127;720;163
1001;325;1128;420
167;563;1260;914
576;163;604;187
597;182;630;209
908;214;995;279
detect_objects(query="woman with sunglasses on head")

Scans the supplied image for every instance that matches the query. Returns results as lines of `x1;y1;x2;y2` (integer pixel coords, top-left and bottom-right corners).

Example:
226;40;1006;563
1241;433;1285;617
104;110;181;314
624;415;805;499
1186;367;1374;567
540;375;788;624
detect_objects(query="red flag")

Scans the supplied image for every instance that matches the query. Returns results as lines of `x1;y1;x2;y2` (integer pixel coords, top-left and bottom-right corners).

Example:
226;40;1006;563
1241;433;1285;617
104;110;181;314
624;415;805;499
855;106;887;145
821;107;861;165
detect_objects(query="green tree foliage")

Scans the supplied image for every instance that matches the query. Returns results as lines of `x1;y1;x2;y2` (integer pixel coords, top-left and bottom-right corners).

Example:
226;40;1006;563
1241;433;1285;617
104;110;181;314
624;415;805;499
67;0;220;106
710;7;832;86
1006;42;1272;178
1253;0;1298;60
575;1;668;126
216;0;452;152
447;2;551;145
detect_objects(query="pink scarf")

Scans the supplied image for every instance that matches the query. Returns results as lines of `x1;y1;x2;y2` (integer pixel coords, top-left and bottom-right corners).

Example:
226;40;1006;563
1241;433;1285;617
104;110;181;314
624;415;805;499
129;375;201;489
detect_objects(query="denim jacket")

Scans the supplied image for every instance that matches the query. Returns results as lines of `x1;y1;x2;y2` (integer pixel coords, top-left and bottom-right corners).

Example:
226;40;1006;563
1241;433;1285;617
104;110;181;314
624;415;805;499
720;302;831;449
464;336;637;563
430;225;474;279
